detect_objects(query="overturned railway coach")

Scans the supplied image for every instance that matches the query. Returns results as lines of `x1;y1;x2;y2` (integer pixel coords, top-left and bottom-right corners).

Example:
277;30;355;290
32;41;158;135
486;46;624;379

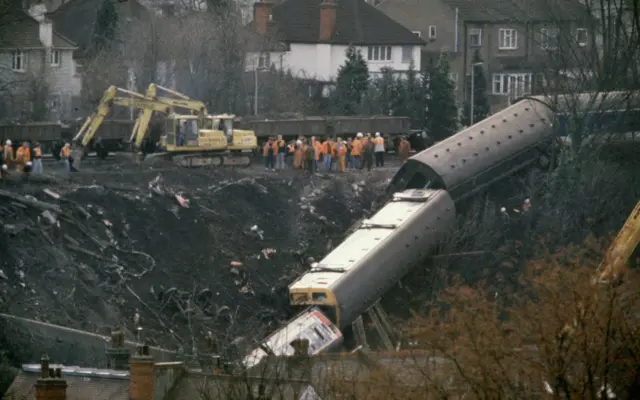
242;91;640;366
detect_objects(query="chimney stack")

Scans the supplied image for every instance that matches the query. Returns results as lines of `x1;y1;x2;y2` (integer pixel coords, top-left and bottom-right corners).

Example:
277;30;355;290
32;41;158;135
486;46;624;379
106;327;131;370
319;0;337;42
35;355;67;400
253;1;273;35
129;345;154;400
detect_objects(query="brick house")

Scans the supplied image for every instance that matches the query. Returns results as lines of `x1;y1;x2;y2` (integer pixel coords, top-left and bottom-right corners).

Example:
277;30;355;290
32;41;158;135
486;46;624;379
376;0;592;112
0;4;79;121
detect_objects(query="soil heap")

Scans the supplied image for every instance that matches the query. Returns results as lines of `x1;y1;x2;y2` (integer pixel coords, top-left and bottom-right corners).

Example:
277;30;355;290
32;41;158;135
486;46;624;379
0;163;394;362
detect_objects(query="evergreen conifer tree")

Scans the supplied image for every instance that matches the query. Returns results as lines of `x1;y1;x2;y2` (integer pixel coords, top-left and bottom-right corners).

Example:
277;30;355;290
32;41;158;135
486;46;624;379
91;0;119;55
462;49;490;126
426;53;458;140
332;45;369;115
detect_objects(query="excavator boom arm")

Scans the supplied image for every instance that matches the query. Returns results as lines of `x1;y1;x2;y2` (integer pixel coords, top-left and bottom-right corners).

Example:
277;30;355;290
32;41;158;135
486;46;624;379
596;200;640;282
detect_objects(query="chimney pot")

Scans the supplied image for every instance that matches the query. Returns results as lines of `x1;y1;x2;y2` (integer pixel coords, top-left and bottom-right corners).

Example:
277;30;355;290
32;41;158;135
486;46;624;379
319;0;337;42
55;368;62;378
40;354;50;379
253;1;274;35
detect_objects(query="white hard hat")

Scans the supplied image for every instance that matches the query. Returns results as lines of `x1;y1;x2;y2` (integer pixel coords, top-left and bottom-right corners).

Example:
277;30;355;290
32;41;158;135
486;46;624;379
524;198;531;204
1;164;6;171
296;140;302;145
5;140;10;145
357;132;363;138
366;132;371;136
500;207;506;213
375;132;380;137
26;161;32;166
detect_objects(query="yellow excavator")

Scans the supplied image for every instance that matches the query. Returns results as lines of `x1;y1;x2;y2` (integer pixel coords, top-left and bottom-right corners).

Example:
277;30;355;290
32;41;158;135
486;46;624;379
594;199;640;283
72;85;257;169
128;83;257;168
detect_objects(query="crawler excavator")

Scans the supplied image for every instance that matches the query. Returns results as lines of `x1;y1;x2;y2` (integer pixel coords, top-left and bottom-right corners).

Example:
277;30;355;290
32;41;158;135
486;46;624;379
72;85;257;169
129;83;257;168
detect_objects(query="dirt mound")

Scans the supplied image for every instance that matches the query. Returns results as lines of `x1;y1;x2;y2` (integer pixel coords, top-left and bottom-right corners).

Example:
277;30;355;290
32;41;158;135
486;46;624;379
0;165;393;360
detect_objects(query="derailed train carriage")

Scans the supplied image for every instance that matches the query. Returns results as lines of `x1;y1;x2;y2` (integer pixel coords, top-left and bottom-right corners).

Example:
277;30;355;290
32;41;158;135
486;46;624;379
242;91;639;366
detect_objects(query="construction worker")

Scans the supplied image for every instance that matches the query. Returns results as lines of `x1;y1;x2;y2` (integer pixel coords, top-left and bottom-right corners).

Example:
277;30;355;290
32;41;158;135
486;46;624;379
374;132;385;167
321;137;331;170
15;142;31;172
363;134;374;171
351;133;363;169
330;138;337;171
3;139;14;170
276;135;286;170
312;137;322;172
398;136;411;163
337;138;347;172
263;138;276;171
305;139;315;173
60;142;72;172
294;140;304;169
32;143;43;173
346;138;353;169
286;140;295;167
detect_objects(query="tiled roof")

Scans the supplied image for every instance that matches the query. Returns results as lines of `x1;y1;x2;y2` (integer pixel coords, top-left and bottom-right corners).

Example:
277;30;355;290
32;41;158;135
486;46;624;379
267;0;425;45
5;368;129;400
47;0;150;57
0;12;76;49
442;0;590;22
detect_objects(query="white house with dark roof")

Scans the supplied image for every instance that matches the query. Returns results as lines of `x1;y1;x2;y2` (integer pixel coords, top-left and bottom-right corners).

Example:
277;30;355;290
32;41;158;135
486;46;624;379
245;0;426;82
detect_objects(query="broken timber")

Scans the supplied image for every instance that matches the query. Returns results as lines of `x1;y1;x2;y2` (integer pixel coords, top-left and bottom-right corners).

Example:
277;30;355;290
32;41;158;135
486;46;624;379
0;189;62;213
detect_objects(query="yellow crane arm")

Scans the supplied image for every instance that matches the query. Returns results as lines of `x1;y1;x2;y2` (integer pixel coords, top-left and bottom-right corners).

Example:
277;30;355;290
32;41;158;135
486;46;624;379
129;83;209;150
73;86;170;148
596;200;640;283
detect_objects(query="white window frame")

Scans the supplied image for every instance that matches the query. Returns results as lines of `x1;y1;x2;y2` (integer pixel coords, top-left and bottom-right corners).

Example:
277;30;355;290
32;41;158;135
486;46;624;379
492;73;532;97
412;31;422;38
401;45;413;63
50;49;61;66
428;25;437;39
367;46;392;61
576;28;588;47
469;28;482;47
12;50;26;72
258;52;270;69
498;28;517;50
540;27;560;50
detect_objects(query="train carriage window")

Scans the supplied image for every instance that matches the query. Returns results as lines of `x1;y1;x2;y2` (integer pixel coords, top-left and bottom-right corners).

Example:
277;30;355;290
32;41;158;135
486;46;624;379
313;327;326;341
312;292;327;302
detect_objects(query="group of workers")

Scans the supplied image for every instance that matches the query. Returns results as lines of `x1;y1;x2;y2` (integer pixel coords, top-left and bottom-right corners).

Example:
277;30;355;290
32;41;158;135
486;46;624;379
0;139;74;179
262;132;412;173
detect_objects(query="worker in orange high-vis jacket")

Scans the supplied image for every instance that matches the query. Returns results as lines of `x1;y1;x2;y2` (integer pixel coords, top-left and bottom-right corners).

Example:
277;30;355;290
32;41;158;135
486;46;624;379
398;136;411;163
263;137;276;171
60;143;72;172
329;139;337;171
312;137;322;172
321;137;331;170
351;133;363;169
337;138;347;172
3;139;14;171
15;142;31;172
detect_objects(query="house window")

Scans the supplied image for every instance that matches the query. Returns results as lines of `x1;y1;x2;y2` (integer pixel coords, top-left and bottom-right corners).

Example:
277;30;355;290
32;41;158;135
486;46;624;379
540;28;560;50
492;73;532;97
401;46;413;63
469;28;482;47
258;52;270;68
412;31;422;38
50;50;60;66
576;28;588;46
428;25;437;39
498;28;517;50
12;51;25;72
367;46;392;61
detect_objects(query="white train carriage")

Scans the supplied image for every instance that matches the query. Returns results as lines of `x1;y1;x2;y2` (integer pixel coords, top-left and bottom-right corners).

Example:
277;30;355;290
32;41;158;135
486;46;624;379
242;307;343;369
288;189;456;329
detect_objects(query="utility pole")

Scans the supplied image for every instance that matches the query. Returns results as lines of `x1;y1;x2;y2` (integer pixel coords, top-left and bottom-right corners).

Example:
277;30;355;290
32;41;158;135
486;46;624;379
254;59;259;115
469;62;483;126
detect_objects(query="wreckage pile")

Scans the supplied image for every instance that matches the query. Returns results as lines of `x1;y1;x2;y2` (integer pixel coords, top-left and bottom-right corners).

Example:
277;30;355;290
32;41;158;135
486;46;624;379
0;164;393;360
